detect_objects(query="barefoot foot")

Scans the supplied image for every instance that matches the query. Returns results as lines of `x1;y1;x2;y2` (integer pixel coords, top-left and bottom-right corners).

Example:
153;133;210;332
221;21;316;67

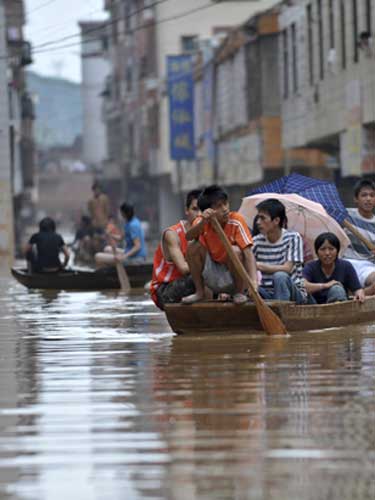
233;292;248;305
182;293;204;304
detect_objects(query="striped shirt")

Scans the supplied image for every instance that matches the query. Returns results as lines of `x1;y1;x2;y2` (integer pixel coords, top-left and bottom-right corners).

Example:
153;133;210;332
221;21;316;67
195;212;253;264
253;229;306;295
343;208;375;262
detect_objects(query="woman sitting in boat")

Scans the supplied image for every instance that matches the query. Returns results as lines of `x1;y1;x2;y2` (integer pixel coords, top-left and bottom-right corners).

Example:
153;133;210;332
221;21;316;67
303;232;365;304
25;217;70;273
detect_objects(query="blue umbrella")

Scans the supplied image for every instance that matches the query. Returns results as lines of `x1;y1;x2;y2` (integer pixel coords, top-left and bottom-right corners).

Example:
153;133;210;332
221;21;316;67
249;173;348;224
248;173;375;252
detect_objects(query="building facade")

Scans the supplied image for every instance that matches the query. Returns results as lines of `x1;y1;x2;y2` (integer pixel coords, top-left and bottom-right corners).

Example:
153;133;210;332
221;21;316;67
103;0;280;232
0;0;14;269
279;0;375;189
3;0;35;254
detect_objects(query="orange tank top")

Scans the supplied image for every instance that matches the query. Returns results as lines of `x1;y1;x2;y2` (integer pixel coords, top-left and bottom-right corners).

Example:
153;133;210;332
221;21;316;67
150;221;187;306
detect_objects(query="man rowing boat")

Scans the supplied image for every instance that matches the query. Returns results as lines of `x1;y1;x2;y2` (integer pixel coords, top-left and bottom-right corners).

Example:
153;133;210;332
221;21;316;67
182;185;258;305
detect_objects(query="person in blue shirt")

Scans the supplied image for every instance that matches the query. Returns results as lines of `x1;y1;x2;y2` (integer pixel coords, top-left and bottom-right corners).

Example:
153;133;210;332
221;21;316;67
95;202;147;269
120;202;147;263
303;232;365;304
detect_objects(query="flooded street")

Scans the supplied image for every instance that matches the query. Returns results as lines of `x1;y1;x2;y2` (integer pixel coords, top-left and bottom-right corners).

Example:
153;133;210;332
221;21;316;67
0;274;374;500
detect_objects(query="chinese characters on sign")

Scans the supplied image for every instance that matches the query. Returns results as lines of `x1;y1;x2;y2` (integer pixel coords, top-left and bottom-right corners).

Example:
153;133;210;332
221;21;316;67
167;55;195;160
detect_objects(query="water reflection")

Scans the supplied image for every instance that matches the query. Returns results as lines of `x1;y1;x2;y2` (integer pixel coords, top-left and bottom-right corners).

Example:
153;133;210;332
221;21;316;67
0;275;373;499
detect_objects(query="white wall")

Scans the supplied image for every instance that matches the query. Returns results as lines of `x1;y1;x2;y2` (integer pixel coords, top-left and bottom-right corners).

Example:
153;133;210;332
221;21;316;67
81;53;110;167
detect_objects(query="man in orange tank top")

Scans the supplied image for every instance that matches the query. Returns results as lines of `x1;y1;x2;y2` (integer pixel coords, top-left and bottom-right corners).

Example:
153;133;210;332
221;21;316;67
151;190;202;309
182;185;258;305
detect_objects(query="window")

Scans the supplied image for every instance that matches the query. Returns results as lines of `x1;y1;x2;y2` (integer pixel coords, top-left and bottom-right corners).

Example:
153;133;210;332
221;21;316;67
181;35;198;53
340;0;346;69
124;1;132;33
317;0;324;79
126;66;133;92
353;0;359;62
139;55;148;79
291;23;298;93
282;29;289;99
101;35;109;52
307;4;314;85
329;0;335;49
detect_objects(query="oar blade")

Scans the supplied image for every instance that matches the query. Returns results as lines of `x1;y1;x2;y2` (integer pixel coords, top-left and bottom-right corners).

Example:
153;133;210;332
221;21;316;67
116;262;131;292
256;299;287;335
211;217;288;335
109;239;131;293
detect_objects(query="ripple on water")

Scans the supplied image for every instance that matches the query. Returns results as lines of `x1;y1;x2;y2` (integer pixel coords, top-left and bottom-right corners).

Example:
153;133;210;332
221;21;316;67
0;277;374;499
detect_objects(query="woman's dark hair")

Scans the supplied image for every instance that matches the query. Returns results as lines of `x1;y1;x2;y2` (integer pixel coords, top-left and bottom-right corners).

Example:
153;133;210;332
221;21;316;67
314;232;340;256
39;217;56;233
120;202;134;220
198;185;228;211
256;198;287;229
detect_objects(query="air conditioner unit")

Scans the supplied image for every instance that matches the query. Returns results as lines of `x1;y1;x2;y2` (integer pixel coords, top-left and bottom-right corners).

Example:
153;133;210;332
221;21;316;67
327;48;337;74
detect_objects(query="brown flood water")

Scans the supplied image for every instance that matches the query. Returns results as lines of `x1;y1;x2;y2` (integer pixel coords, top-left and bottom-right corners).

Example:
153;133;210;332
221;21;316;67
0;274;374;500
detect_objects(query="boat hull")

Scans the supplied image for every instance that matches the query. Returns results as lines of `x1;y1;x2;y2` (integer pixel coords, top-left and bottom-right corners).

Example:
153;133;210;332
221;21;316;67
11;265;152;291
164;297;375;334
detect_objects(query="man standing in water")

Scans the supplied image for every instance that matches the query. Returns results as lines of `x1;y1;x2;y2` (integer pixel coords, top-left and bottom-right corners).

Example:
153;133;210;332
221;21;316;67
151;189;201;310
88;181;110;232
343;179;375;296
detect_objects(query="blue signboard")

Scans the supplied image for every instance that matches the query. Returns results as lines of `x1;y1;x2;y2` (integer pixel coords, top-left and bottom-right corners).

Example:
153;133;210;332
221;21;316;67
167;55;195;160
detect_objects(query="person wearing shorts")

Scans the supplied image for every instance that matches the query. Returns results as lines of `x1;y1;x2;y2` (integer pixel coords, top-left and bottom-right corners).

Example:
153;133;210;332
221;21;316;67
343;178;375;296
182;185;258;305
150;190;201;310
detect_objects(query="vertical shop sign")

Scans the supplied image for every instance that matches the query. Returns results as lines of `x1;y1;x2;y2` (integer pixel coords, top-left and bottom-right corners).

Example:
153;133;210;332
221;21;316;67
167;55;195;160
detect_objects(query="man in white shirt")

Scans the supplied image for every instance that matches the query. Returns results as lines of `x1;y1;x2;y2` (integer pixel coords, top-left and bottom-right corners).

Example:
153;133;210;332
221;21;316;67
343;179;375;295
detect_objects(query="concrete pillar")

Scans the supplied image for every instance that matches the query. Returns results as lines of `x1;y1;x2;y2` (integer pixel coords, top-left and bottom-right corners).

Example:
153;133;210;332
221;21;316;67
158;175;183;231
0;0;14;272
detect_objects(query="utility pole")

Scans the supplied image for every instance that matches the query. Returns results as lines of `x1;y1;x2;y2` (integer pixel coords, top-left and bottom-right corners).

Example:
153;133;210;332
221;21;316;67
0;0;15;272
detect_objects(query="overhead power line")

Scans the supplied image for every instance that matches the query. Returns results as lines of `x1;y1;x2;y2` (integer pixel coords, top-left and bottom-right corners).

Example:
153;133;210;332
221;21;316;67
31;0;170;51
26;0;59;16
31;6;106;41
32;1;215;56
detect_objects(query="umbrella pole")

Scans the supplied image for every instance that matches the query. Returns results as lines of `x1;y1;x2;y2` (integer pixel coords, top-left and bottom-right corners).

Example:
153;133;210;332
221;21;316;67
343;219;375;251
211;218;287;335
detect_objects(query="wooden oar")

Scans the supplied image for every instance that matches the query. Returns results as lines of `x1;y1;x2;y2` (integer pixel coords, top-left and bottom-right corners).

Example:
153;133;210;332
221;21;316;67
109;240;130;293
211;217;287;335
343;219;375;251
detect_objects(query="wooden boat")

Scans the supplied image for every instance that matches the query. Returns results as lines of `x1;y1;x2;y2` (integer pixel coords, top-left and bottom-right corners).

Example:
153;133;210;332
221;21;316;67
11;264;152;291
164;296;375;334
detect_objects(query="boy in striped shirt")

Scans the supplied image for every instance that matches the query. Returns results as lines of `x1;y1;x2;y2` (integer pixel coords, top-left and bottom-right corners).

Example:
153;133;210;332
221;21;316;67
253;198;307;304
343;179;375;295
182;185;258;305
